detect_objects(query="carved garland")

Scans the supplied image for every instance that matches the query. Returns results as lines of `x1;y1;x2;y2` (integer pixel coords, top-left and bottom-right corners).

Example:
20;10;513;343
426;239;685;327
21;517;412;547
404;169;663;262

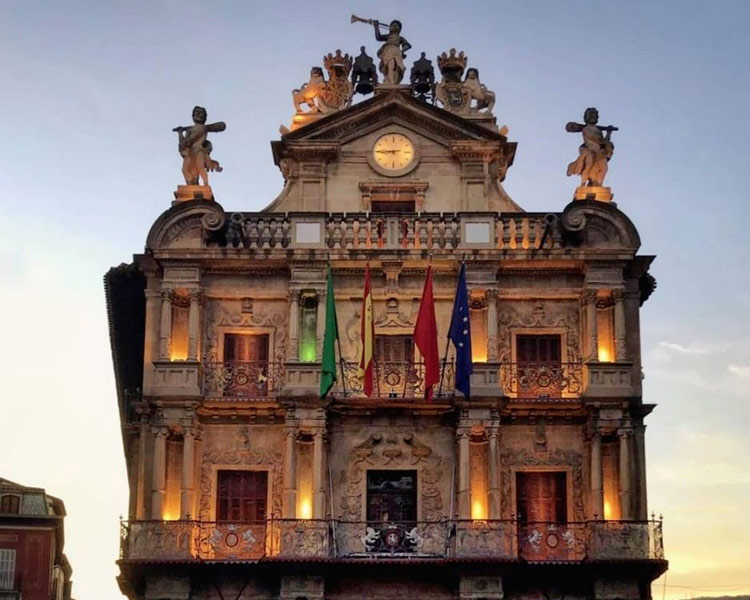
499;448;585;521
340;433;444;522
199;448;284;520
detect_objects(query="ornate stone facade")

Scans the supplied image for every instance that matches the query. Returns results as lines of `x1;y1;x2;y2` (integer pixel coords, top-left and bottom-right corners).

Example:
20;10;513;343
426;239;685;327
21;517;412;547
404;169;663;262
108;24;664;600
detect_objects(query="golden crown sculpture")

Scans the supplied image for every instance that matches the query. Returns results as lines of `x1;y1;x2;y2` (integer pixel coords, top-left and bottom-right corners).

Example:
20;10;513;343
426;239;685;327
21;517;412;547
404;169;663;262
323;49;353;74
437;48;468;73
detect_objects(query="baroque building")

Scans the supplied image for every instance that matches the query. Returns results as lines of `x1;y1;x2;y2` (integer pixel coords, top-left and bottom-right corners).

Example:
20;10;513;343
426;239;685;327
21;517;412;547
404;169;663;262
107;25;665;600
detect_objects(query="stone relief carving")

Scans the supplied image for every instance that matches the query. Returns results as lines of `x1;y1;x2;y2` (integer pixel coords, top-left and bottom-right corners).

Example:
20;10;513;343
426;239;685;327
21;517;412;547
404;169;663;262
199;447;283;520
499;448;585;521
498;300;580;363
340;433;444;521
203;299;288;364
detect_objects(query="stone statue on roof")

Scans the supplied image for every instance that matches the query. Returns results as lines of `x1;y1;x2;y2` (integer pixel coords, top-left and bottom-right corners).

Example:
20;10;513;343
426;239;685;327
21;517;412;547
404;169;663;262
172;106;225;186
351;15;411;85
566;107;618;187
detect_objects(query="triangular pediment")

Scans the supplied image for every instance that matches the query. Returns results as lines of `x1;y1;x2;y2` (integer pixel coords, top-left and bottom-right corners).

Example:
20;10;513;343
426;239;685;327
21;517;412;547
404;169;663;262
267;89;520;214
273;90;514;160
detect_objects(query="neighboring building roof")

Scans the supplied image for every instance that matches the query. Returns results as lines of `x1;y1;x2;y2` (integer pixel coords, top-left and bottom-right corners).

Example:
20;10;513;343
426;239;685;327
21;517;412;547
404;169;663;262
0;477;66;517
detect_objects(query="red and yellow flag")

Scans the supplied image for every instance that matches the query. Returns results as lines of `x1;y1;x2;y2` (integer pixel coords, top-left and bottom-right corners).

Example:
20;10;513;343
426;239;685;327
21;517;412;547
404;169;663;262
358;264;375;396
413;265;440;401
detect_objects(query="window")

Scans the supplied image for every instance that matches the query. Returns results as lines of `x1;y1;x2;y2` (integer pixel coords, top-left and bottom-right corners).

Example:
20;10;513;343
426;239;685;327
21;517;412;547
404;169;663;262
298;293;318;363
0;549;16;591
217;471;268;522
516;472;567;524
366;470;417;523
515;334;562;398
222;333;270;397
223;333;269;363
376;335;413;364
0;495;19;515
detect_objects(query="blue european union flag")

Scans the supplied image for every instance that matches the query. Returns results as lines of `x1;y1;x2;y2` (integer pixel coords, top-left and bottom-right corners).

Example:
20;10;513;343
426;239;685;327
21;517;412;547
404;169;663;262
448;263;473;397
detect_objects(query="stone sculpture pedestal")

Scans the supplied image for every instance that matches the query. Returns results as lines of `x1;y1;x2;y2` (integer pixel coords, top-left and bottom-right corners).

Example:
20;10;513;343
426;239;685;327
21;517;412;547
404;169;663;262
174;185;214;202
290;112;325;132
574;186;613;202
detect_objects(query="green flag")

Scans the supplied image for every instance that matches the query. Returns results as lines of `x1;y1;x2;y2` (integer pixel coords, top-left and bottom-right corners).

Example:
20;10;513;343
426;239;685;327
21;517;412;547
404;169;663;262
320;265;339;398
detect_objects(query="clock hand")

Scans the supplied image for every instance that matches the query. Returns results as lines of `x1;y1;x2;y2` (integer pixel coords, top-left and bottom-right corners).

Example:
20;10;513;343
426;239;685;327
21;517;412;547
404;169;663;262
376;149;399;154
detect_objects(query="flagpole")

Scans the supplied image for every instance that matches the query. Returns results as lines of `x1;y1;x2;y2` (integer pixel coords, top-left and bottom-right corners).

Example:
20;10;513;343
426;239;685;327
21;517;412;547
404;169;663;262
330;263;348;397
437;259;462;399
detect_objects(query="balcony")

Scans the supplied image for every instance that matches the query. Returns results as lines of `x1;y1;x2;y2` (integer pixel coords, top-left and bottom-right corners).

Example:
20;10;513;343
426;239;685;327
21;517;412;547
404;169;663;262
222;212;564;252
202;361;285;400
499;362;584;400
335;361;455;400
120;518;664;563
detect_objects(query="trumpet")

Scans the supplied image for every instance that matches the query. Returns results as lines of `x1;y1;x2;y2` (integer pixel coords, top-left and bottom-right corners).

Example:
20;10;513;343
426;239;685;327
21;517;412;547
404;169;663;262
351;14;389;29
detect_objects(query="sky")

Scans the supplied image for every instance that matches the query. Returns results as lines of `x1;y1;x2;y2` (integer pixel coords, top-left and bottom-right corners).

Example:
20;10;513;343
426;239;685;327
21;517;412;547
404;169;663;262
0;1;749;599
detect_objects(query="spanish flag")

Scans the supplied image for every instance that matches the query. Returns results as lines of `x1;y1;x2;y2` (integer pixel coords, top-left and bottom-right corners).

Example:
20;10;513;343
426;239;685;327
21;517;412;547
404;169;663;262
358;264;375;396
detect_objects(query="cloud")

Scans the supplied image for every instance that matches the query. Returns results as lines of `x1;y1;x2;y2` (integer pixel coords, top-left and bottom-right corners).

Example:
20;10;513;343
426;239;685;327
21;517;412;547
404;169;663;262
728;364;750;378
657;341;715;355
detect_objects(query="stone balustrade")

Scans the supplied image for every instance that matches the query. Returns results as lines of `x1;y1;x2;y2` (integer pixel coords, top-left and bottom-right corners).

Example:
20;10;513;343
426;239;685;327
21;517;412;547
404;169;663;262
120;518;664;562
213;212;563;252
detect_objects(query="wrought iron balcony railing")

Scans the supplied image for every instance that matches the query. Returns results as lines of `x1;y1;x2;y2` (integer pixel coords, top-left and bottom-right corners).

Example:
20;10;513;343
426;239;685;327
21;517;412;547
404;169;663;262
202;361;285;399
335;361;455;399
120;518;663;562
499;362;584;398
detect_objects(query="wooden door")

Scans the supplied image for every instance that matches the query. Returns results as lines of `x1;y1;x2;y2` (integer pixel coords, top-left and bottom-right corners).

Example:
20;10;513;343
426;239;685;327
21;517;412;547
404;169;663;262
216;470;268;523
516;471;567;524
222;334;269;396
375;335;414;396
516;334;562;397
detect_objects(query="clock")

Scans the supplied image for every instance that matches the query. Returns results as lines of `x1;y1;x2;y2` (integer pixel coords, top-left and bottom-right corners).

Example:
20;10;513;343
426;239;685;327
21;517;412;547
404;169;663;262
372;133;417;174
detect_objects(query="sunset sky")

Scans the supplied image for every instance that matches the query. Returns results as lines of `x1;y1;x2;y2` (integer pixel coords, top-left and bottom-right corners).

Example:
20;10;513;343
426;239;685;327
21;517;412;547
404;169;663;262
1;2;749;599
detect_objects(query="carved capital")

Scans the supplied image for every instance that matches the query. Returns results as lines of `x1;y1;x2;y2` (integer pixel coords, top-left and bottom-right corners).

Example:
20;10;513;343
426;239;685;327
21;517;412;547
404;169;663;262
188;289;204;305
485;288;499;303
581;288;598;305
617;427;634;439
612;287;625;302
288;289;301;304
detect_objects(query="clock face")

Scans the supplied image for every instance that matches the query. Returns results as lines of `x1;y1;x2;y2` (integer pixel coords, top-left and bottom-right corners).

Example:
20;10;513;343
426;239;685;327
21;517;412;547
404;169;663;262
373;133;415;171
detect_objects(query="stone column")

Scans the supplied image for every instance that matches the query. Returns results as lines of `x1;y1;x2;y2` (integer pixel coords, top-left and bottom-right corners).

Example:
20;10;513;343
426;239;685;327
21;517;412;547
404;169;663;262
159;290;172;360
151;426;167;519
135;416;148;519
583;289;599;362
590;431;604;519
312;428;325;519
143;285;161;391
180;428;195;519
283;427;298;518
613;288;627;361
187;290;201;361
487;427;501;519
486;289;499;361
618;427;633;520
315;289;326;360
457;428;471;519
288;290;300;361
634;424;648;519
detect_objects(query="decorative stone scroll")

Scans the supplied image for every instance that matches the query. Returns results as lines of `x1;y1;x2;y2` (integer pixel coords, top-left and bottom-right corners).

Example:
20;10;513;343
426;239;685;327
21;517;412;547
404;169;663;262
340;433;444;521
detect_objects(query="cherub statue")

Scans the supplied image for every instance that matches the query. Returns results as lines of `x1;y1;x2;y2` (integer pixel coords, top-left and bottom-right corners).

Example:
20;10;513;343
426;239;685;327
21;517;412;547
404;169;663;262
463;68;495;114
373;20;411;85
566;107;618;187
292;67;326;114
173;106;226;186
